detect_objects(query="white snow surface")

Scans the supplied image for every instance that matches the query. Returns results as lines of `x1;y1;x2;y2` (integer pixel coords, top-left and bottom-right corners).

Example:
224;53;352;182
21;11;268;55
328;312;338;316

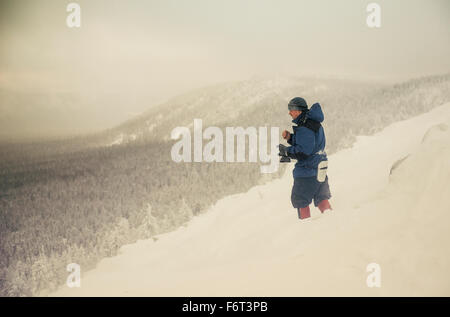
53;103;450;296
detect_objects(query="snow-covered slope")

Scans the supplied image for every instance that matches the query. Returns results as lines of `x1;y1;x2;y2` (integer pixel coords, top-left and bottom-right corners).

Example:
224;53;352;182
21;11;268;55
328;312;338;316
52;103;450;296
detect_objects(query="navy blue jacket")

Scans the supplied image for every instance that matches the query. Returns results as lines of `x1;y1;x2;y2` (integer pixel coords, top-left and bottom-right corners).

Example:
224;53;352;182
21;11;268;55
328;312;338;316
287;103;328;178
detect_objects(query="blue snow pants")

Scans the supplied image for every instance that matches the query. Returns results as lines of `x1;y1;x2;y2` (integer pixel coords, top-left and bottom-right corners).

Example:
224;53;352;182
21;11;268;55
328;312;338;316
291;175;332;209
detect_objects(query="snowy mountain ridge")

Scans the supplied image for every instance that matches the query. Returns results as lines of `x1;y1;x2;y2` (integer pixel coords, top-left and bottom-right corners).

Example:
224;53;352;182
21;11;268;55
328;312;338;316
100;74;449;158
102;76;378;146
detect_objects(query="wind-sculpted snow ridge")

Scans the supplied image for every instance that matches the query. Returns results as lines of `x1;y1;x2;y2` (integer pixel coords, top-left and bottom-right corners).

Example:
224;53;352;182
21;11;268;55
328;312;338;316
51;103;450;297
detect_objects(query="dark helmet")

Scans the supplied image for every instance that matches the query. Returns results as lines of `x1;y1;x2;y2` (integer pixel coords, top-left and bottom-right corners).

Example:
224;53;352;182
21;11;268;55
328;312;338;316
288;97;308;111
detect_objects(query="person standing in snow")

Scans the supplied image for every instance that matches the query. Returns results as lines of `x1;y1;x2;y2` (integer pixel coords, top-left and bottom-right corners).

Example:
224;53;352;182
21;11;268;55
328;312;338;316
278;97;332;220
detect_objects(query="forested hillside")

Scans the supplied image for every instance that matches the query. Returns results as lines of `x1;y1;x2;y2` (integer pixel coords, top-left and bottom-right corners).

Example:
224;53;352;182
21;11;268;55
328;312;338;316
0;74;448;296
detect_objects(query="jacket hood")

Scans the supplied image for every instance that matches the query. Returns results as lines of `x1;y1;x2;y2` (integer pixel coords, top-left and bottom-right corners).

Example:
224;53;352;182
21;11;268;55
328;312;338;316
292;102;324;124
307;103;324;123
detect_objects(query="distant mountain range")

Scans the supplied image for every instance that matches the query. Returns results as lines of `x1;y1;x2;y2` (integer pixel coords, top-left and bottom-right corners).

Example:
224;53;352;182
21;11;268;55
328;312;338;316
100;76;380;147
98;74;450;153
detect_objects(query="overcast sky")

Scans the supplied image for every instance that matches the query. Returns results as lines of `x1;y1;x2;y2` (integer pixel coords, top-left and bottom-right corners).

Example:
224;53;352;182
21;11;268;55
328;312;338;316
0;0;449;138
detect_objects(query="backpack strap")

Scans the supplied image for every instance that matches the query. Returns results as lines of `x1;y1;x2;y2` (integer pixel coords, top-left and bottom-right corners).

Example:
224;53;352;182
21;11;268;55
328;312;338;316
292;118;321;133
303;118;321;133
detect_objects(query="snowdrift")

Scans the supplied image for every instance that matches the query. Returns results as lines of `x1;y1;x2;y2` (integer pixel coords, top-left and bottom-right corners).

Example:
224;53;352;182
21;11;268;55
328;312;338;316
51;103;450;296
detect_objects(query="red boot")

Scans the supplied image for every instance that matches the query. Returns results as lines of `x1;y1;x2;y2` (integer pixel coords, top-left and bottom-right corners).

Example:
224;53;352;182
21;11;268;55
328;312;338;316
298;206;311;220
318;200;332;213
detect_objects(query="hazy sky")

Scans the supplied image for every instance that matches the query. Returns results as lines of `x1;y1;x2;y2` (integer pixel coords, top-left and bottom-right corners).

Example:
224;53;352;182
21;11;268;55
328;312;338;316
0;0;449;137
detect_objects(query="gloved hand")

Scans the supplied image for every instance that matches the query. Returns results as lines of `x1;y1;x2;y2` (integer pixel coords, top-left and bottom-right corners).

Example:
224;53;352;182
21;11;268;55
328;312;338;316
278;144;291;163
278;144;289;157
